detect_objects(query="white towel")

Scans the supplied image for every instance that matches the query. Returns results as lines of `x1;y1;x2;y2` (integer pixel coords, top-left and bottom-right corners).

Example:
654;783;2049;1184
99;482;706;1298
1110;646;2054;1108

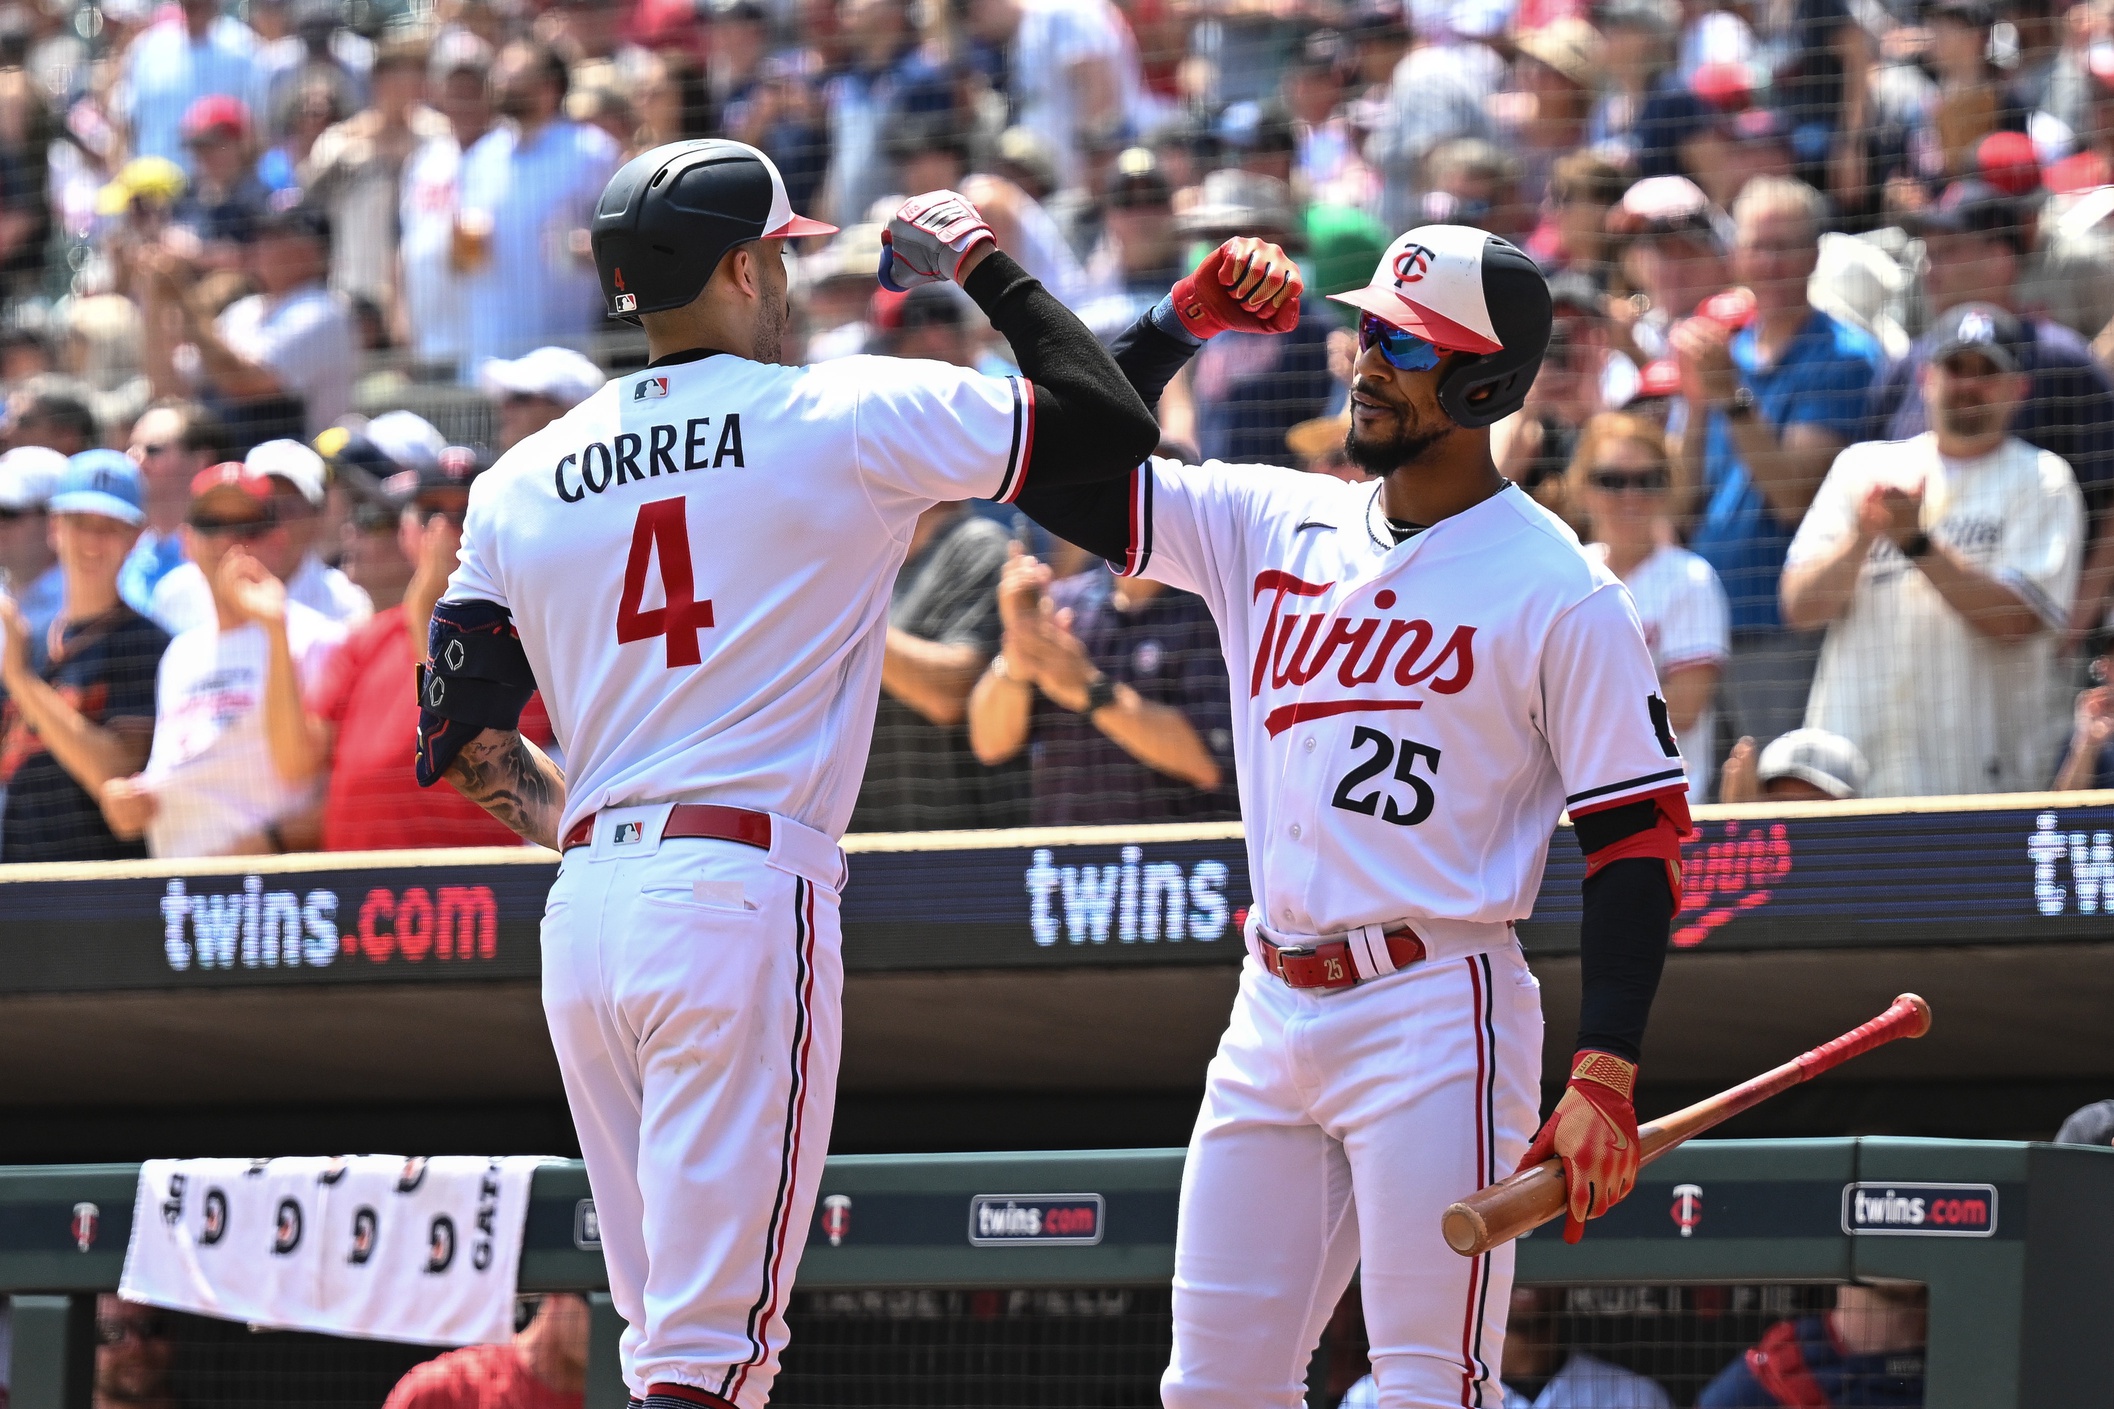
120;1155;545;1346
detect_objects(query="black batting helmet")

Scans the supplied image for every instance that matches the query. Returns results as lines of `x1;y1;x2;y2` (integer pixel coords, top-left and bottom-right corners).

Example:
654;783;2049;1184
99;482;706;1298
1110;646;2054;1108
1328;225;1552;429
591;139;837;324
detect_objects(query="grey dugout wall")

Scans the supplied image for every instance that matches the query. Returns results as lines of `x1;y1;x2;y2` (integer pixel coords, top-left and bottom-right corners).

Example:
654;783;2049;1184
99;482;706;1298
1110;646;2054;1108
1;1138;2111;1408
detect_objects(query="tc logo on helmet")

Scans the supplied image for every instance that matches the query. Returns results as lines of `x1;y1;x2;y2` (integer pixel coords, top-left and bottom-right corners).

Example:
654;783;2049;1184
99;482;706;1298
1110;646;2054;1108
1392;244;1434;285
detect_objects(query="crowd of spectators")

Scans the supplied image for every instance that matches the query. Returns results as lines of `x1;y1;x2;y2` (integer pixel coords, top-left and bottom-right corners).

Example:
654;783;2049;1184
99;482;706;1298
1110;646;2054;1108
1338;1283;1927;1408
5;0;2114;856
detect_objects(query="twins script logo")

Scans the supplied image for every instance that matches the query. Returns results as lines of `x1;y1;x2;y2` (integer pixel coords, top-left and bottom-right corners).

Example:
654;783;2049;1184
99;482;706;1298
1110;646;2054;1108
1250;571;1476;736
1673;821;1794;948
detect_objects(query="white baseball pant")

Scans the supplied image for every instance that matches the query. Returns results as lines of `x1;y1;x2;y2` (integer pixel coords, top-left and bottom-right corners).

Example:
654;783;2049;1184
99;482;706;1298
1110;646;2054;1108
541;804;845;1408
1163;943;1543;1409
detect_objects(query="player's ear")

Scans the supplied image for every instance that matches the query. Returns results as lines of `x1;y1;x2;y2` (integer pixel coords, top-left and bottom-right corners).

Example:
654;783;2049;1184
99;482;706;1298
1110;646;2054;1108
727;243;763;301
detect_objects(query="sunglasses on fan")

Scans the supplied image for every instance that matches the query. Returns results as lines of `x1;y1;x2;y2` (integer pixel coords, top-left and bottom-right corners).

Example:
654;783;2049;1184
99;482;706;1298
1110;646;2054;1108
1588;469;1670;493
1358;314;1446;372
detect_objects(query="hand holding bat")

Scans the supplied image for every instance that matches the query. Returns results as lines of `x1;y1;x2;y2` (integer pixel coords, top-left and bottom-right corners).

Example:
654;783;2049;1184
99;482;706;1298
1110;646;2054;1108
1442;993;1933;1258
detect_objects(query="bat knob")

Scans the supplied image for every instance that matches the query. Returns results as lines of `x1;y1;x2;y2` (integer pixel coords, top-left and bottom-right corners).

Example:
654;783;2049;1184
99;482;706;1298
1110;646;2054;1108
1896;993;1933;1039
1441;1202;1487;1256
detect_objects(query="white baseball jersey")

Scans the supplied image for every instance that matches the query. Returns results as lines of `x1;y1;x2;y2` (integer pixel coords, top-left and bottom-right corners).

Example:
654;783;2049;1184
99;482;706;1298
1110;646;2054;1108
1120;462;1686;956
1788;433;2083;798
444;351;1030;840
1586;542;1729;804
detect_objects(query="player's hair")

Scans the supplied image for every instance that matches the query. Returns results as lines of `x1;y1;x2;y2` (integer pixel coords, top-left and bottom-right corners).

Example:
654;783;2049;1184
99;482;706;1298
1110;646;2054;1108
1564;411;1675;537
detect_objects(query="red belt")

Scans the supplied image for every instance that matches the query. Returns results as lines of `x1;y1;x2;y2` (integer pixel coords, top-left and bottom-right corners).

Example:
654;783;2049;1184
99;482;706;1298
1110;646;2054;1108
560;804;773;854
1258;926;1427;991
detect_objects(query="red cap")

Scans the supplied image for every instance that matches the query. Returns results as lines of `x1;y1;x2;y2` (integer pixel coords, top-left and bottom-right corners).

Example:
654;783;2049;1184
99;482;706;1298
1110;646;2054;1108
1976;131;2040;198
189;461;272;506
1690;61;1752;112
181;94;251;143
870;286;908;331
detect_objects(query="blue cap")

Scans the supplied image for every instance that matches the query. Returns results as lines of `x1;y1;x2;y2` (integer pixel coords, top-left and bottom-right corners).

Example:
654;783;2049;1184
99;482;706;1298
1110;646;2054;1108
49;449;146;525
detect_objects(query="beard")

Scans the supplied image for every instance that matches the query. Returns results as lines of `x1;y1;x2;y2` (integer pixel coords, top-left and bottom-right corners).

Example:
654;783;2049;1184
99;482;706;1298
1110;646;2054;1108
1936;398;2004;442
751;288;789;364
1346;414;1454;477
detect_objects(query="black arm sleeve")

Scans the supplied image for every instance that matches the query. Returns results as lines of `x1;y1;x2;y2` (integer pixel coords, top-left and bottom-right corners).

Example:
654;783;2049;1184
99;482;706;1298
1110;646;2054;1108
961;252;1159;489
1574;857;1675;1063
1109;309;1204;415
1006;308;1206;562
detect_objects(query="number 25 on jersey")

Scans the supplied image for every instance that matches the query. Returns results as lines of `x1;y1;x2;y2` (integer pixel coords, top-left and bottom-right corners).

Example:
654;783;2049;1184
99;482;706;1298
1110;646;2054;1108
1331;726;1442;825
617;497;716;668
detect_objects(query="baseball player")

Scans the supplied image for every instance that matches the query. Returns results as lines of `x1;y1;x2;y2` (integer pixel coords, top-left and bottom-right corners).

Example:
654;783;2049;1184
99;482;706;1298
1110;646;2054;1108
404;140;1248;1408
1014;226;1693;1407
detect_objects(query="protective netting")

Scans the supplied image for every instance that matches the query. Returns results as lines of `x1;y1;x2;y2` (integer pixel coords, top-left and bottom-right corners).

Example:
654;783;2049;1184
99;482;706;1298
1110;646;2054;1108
0;0;2110;860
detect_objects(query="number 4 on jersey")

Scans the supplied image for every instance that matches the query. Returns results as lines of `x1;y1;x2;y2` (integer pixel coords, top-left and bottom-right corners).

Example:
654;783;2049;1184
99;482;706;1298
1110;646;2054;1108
617;497;715;668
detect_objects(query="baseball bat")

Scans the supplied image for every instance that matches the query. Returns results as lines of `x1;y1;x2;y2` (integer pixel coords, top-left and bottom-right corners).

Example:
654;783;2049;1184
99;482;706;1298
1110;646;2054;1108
1441;992;1933;1258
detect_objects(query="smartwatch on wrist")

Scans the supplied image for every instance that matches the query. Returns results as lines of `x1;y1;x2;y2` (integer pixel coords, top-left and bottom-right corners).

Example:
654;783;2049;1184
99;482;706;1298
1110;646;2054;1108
1726;384;1757;419
1082;675;1118;715
1901;530;1933;560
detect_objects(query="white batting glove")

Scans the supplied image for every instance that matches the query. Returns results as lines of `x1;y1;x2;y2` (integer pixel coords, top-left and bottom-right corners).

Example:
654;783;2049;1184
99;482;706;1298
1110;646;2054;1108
878;191;995;292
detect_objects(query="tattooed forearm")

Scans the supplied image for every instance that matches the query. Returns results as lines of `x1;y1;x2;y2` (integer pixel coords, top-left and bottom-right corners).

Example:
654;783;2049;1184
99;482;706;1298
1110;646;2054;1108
443;729;566;851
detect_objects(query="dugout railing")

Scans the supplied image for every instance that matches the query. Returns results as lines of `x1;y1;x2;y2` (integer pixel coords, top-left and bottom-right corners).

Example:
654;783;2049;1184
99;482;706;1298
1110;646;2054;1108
2;1138;2110;1408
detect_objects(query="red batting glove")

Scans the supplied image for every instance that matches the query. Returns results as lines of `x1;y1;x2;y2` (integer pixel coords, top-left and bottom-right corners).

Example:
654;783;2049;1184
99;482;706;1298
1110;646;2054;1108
1168;236;1304;339
1516;1051;1640;1243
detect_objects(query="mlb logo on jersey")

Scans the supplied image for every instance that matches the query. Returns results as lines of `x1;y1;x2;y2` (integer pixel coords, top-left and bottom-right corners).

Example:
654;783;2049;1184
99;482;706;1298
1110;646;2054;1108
634;376;669;401
612;821;645;845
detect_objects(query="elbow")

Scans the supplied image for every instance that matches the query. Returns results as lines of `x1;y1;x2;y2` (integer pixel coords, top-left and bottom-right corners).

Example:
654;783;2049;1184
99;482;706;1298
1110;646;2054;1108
1118;399;1160;465
922;696;967;729
970;737;1018;767
967;719;1021;767
1778;584;1822;632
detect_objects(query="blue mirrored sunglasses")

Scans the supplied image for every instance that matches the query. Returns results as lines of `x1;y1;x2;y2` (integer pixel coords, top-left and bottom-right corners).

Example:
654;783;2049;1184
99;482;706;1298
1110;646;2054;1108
1358;314;1444;372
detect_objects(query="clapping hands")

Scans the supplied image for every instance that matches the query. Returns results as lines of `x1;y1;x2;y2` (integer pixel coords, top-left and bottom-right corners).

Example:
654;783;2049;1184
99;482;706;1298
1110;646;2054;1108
997;545;1096;710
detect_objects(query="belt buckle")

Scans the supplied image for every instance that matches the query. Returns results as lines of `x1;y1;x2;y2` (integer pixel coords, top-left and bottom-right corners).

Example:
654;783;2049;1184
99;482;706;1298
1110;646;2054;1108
1270;942;1312;977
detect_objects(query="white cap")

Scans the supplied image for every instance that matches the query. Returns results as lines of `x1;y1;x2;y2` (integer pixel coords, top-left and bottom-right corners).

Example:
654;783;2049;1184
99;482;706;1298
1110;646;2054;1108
246;439;328;506
366;410;446;475
478;347;608;410
0;445;68;512
1329;225;1506;353
1757;728;1869;800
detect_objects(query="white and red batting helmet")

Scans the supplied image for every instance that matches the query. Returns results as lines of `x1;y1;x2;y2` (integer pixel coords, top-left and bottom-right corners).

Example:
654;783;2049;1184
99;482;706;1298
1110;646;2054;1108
1329;224;1553;429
